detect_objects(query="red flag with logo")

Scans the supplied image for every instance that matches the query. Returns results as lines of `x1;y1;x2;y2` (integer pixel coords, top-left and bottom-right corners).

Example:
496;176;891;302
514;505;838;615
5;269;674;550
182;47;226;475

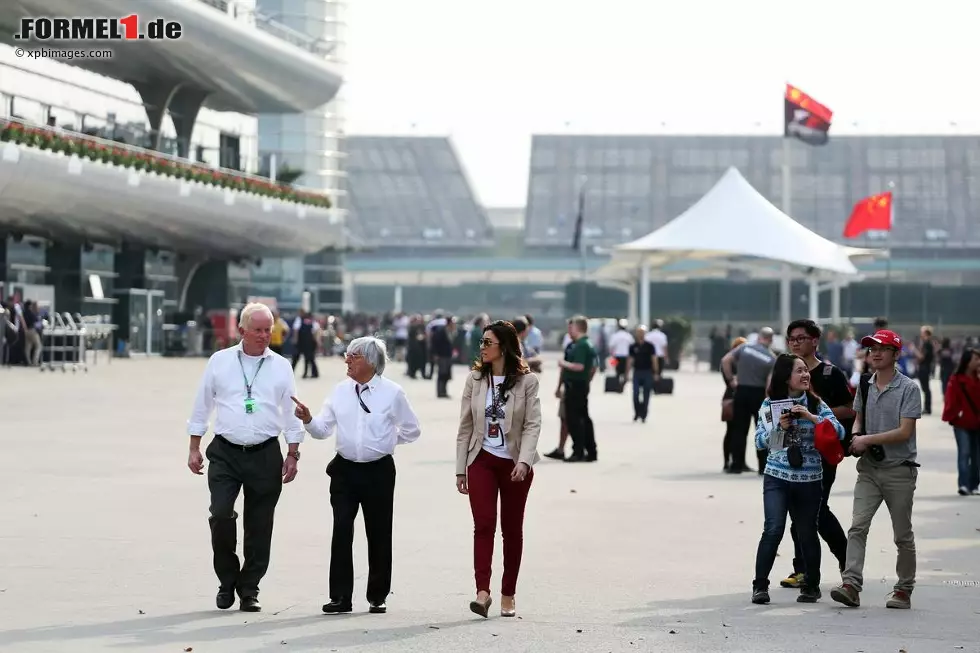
843;191;893;238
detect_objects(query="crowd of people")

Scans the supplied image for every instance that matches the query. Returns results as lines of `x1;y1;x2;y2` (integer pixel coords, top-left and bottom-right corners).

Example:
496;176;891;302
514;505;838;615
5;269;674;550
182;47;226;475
183;303;979;618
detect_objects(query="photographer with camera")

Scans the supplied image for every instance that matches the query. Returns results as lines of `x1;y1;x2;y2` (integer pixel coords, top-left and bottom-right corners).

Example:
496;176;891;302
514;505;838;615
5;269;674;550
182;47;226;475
831;329;922;610
751;354;845;605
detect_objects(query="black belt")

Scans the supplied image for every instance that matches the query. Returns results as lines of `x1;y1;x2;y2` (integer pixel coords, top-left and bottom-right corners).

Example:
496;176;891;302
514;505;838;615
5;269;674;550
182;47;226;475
215;434;278;452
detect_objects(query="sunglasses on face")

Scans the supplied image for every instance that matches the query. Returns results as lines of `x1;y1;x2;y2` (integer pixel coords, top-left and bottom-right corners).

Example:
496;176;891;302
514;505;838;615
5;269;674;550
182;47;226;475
480;339;498;348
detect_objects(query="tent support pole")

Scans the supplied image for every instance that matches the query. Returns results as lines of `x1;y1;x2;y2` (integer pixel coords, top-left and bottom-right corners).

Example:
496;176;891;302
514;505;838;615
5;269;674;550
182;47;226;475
639;261;650;326
808;276;820;322
831;280;842;324
779;271;791;336
627;280;639;326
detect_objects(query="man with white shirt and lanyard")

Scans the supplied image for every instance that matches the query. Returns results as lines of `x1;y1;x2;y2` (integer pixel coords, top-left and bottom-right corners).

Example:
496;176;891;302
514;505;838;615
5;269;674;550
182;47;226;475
293;336;422;615
187;303;305;613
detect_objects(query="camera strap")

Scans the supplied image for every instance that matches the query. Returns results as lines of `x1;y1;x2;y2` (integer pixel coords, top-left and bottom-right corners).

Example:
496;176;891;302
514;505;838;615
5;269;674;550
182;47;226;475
859;373;871;435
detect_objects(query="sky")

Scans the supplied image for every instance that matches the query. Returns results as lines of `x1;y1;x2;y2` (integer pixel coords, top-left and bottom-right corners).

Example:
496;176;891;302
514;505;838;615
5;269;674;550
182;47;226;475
343;0;980;207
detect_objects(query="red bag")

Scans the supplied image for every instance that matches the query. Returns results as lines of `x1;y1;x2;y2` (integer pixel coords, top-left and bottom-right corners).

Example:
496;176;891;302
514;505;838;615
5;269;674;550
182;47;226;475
814;419;844;465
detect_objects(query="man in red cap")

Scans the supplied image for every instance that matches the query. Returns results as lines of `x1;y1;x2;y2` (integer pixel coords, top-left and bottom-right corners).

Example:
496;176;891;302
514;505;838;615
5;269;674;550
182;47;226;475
831;329;922;610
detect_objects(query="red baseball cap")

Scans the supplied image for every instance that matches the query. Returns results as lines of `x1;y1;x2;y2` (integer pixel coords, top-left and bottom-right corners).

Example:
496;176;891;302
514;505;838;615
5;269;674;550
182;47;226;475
814;419;844;465
861;329;902;349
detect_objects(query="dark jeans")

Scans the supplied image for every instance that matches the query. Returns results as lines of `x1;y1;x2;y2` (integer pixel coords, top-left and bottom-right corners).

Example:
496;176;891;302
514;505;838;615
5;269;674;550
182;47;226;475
754;475;822;591
789;460;848;573
953;428;980;491
564;380;596;458
632;370;653;419
206;436;284;598
327;454;397;604
731;385;767;471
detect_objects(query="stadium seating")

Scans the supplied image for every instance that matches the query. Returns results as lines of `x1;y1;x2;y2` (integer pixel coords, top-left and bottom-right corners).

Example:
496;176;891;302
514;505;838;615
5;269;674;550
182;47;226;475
345;136;494;249
524;134;980;249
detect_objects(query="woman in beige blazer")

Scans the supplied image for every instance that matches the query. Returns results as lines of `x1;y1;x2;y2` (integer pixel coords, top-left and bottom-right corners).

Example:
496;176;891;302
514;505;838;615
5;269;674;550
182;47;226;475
456;320;541;619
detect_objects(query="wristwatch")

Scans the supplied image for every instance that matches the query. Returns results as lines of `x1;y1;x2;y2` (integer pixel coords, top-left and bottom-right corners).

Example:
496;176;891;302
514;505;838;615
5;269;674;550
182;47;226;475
287;451;301;461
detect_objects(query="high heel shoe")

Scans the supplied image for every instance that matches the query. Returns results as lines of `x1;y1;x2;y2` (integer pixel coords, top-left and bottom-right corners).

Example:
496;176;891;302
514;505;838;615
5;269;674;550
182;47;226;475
469;594;492;618
500;595;516;617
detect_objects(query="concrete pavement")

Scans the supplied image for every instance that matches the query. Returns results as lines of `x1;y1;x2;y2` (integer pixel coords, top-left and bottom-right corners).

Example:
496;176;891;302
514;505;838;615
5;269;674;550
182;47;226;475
1;355;979;652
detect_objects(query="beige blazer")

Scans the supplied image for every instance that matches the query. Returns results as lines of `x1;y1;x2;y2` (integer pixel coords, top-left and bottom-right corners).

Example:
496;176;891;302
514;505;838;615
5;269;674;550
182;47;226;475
455;370;542;475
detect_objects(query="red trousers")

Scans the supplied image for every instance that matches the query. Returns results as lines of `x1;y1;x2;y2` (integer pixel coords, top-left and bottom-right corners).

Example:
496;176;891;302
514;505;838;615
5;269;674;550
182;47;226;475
468;449;534;596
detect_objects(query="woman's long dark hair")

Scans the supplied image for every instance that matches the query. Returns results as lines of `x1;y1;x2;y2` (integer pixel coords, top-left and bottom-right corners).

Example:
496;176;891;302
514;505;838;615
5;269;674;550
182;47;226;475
954;347;979;376
767;353;819;414
472;320;529;401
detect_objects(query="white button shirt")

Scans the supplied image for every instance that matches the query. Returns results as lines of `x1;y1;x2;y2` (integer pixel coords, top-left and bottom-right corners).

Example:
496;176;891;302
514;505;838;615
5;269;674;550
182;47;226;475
187;343;305;445
608;329;634;357
645;329;668;357
305;375;421;462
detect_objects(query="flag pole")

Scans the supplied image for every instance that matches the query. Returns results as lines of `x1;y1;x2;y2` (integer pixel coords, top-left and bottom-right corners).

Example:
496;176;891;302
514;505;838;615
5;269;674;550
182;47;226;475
780;135;793;332
884;181;895;319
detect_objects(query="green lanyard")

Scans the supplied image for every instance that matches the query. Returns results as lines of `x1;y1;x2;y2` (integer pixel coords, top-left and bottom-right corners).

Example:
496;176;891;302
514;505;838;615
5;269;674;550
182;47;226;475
238;351;266;399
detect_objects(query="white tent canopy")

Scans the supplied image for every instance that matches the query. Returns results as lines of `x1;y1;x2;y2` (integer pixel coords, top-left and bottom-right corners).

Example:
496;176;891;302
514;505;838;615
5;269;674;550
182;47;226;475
612;166;858;276
598;167;880;328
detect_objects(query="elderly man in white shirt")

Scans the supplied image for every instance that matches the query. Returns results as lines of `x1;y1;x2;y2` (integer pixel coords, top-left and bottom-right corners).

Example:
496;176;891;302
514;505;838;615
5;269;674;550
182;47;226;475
293;336;421;615
186;302;305;613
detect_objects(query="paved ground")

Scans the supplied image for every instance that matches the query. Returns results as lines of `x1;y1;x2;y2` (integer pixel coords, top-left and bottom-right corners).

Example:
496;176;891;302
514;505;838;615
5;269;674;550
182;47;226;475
1;354;979;653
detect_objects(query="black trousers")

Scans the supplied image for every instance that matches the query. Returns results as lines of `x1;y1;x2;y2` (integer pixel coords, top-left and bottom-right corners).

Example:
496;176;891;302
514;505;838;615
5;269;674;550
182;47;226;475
564;380;597;458
789;460;848;573
730;385;767;471
328;453;397;604
206;436;283;598
435;356;452;397
614;356;628;387
916;368;932;413
291;344;318;378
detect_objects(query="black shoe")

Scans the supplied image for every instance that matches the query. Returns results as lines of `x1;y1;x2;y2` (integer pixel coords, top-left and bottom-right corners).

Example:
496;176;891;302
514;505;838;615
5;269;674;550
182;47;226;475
584;454;598;462
322;600;353;614
543;449;565;460
216;587;235;610
369;602;387;614
797;587;822;603
751;588;770;604
565;454;587;462
239;596;261;612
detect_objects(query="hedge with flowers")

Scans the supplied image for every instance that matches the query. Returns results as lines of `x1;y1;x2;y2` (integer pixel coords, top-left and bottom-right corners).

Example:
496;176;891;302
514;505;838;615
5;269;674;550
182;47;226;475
0;119;330;209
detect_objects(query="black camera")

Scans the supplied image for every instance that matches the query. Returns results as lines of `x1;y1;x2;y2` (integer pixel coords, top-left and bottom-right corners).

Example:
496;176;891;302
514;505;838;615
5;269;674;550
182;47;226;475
785;428;804;469
787;444;804;468
869;444;886;462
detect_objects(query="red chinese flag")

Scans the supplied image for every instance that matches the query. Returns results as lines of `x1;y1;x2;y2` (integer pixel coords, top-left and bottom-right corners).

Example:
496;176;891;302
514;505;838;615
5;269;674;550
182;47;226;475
843;191;893;238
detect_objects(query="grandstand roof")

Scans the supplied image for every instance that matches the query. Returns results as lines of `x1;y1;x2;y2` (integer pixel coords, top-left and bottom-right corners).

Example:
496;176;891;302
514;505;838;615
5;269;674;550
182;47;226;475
345;136;494;248
524;134;980;249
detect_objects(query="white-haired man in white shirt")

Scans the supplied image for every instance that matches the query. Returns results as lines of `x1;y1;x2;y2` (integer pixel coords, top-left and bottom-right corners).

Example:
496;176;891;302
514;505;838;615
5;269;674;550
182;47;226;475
187;302;305;613
293;336;422;615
